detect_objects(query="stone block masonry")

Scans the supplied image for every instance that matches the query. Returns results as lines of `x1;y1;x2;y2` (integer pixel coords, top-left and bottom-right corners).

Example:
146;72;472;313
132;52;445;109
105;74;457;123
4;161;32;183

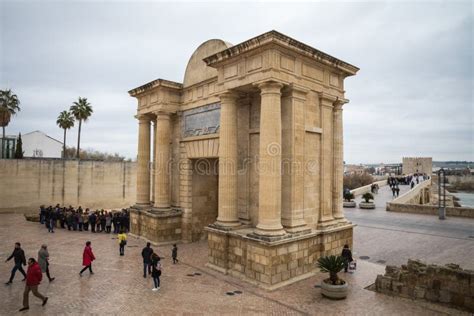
206;224;353;290
0;158;136;213
375;259;474;312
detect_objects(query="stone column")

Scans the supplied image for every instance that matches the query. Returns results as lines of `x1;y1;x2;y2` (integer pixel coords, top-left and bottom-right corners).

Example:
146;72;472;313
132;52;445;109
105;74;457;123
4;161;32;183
281;85;309;233
154;112;171;209
136;115;151;206
151;120;157;204
216;91;240;227
333;100;345;220
255;81;286;237
319;93;335;225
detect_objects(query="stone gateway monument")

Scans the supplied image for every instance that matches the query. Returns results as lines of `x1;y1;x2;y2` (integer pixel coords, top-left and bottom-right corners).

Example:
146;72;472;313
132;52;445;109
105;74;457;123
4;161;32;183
129;31;359;289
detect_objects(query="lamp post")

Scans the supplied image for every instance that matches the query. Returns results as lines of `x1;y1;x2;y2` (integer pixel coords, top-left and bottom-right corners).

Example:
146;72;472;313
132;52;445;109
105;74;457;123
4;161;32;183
438;168;446;220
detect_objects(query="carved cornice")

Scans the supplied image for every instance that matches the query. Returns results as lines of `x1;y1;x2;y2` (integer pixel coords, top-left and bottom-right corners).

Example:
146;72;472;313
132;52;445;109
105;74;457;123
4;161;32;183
203;30;359;77
129;79;183;97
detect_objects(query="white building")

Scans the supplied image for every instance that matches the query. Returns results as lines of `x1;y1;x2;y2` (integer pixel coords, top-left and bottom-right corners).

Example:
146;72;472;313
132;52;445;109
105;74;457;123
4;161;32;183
21;131;63;158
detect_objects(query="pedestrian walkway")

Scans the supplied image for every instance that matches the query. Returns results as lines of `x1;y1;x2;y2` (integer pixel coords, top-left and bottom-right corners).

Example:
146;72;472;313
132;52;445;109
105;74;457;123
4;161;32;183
345;184;474;270
0;213;469;315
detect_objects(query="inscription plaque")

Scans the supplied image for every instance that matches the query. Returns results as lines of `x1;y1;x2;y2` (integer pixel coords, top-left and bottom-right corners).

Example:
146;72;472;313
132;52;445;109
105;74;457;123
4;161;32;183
182;103;220;137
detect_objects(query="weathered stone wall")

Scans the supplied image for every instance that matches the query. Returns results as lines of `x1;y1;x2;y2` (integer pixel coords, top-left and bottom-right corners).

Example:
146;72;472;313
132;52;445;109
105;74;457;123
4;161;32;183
0;159;136;213
386;203;474;218
375;259;474;312
130;209;182;244
207;225;353;290
402;157;432;175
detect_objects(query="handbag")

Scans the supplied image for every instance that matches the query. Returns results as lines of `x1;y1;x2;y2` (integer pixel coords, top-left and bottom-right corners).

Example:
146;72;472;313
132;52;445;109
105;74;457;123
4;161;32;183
348;261;357;273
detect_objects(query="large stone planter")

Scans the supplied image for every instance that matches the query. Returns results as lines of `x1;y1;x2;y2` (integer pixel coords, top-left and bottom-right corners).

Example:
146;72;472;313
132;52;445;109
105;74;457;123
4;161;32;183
343;201;356;208
320;279;348;299
359;201;375;209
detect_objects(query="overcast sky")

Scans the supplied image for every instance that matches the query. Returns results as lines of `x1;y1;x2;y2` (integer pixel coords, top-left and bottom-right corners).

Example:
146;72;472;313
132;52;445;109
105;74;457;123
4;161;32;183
1;0;472;163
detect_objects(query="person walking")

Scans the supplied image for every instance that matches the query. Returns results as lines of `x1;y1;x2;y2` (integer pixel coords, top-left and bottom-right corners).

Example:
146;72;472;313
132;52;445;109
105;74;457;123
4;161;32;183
141;242;154;278
37;245;55;282
5;242;27;285
151;253;161;291
172;244;178;264
19;258;48;311
79;241;95;276
341;244;354;273
117;231;127;256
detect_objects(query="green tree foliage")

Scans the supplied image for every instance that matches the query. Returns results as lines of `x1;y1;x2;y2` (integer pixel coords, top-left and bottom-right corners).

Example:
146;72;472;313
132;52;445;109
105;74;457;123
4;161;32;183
14;133;23;159
70;97;93;159
56;110;75;158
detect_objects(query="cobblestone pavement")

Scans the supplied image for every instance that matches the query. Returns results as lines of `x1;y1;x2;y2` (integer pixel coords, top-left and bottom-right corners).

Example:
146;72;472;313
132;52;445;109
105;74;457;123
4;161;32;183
0;213;469;315
345;184;474;269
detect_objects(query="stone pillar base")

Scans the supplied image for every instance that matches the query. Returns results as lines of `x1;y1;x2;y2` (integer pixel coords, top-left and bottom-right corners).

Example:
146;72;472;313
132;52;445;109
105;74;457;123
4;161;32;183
130;207;183;244
206;223;354;290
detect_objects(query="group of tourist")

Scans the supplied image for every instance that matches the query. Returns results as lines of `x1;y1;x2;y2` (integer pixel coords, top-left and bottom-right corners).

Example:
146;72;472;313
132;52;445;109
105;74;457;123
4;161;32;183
5;209;181;312
39;205;130;234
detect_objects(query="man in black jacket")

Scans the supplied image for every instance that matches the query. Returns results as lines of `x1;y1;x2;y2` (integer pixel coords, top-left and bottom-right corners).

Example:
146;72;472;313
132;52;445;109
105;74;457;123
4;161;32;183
141;242;154;278
5;242;27;284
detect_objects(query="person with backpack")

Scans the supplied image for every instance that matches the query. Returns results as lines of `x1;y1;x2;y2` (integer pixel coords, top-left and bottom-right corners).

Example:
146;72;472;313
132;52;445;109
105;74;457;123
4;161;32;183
117;230;127;256
151;253;161;291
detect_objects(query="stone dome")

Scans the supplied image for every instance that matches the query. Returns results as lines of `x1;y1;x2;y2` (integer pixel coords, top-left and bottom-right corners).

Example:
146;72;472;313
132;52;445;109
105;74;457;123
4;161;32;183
183;39;233;88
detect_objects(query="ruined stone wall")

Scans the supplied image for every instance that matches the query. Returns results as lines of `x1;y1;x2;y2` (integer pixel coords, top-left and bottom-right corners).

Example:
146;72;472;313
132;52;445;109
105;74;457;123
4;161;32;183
207;225;353;290
0;159;136;213
375;259;474;312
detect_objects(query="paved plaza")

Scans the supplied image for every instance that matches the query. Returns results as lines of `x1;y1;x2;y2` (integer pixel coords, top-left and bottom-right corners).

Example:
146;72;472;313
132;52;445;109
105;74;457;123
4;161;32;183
0;212;471;315
346;184;474;270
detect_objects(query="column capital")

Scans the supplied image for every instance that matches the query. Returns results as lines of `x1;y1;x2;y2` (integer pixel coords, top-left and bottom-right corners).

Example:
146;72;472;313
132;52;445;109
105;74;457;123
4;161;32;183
217;90;240;103
155;111;171;120
255;80;285;95
282;84;309;100
333;97;349;111
136;114;153;121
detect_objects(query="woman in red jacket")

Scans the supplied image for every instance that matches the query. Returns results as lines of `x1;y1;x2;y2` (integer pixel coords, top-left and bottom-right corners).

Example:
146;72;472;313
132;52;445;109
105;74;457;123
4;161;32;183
79;241;95;276
19;258;48;311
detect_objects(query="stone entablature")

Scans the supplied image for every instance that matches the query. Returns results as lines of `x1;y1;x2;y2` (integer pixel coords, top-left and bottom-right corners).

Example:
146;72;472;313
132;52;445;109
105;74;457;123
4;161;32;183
375;260;474;312
128;30;358;288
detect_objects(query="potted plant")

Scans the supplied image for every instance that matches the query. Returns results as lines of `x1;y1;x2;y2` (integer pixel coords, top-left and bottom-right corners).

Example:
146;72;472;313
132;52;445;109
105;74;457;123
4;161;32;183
343;192;356;208
359;192;375;209
317;255;348;299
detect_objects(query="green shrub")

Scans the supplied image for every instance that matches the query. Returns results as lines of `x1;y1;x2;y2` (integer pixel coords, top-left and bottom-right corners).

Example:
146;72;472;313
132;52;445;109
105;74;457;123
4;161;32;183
362;192;374;203
317;255;345;285
343;192;354;202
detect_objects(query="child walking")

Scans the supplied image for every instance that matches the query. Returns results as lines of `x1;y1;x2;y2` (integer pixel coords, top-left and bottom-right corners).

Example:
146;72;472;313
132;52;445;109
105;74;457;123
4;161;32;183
172;244;178;264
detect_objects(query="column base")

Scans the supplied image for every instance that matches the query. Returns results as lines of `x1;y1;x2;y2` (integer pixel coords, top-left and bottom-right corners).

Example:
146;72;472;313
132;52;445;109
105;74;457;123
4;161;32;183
133;203;151;210
209;221;241;231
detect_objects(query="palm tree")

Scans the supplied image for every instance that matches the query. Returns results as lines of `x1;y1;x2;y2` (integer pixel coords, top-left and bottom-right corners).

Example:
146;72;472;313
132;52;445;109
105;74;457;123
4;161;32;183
56;110;75;158
70;97;93;159
0;89;21;158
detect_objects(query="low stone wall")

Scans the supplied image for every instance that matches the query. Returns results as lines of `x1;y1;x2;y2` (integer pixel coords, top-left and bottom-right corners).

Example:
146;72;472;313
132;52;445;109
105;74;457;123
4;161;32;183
391;179;431;204
350;180;387;197
206;224;353;290
375;259;474;312
130;208;182;244
387;203;474;218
